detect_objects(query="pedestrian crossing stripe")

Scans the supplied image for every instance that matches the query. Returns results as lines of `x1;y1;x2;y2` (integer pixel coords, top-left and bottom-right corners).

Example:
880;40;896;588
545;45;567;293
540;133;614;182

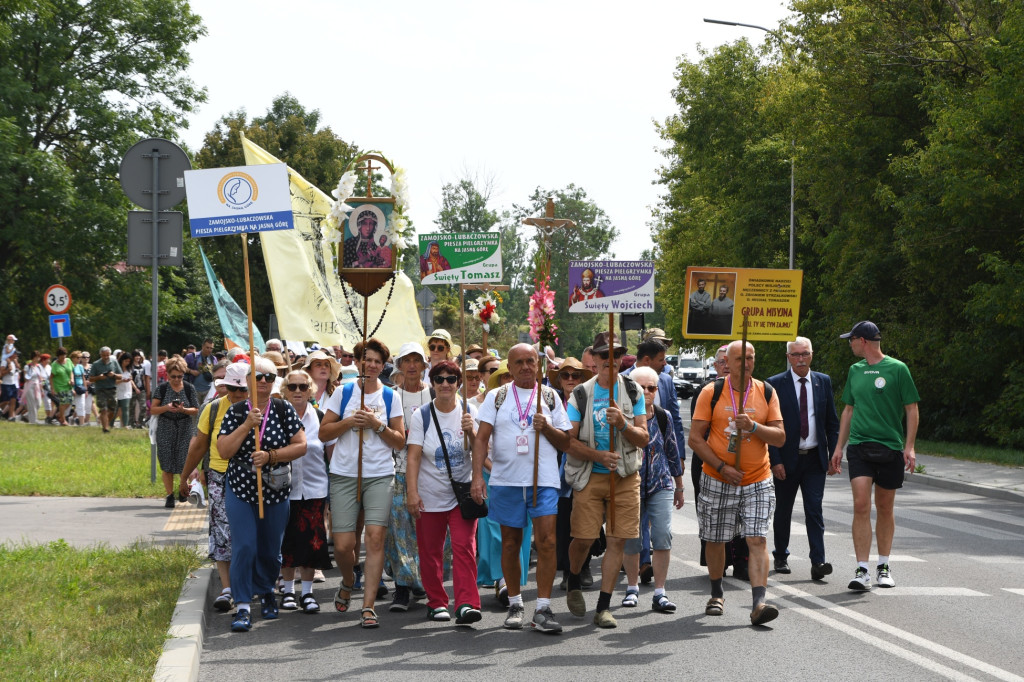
872;587;987;597
847;554;926;562
1001;588;1024;596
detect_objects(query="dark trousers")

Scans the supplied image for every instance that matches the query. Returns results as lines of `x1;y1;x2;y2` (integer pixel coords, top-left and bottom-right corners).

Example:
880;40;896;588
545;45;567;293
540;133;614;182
772;452;827;564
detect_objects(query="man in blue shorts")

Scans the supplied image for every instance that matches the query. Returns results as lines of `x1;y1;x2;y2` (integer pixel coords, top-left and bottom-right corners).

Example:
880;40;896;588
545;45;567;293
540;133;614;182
472;344;571;633
830;321;920;591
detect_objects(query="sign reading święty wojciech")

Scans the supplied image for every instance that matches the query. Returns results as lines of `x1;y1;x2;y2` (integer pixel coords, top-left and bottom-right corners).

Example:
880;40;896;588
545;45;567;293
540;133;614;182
567;260;655;313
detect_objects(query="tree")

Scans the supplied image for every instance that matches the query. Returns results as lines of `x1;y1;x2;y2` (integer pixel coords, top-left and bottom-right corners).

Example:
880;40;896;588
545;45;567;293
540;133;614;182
0;0;206;353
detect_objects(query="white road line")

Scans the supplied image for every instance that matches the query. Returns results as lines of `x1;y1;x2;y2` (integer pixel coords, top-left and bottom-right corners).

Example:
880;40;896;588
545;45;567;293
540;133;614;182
898;509;1024;541
846;554;926;562
1001;588;1024;596
940;507;1024;530
969;556;1024;565
870;587;988;597
681;560;1022;681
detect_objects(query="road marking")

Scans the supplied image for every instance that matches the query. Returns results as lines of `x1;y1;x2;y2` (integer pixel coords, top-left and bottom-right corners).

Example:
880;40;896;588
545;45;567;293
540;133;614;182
969;556;1024;565
941;507;1024;530
1002;588;1024;596
681;560;1023;682
898;508;1024;541
871;587;988;597
847;554;926;562
163;505;206;532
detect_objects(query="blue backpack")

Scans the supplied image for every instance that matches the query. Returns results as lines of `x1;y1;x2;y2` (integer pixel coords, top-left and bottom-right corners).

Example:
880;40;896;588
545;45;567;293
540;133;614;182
337;381;394;421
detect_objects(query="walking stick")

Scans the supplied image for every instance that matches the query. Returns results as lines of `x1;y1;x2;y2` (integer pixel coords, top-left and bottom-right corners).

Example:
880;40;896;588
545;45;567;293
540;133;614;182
461;285;470;451
533;353;545;507
607;314;617;535
241;235;263;519
735;316;750;470
357;296;368;503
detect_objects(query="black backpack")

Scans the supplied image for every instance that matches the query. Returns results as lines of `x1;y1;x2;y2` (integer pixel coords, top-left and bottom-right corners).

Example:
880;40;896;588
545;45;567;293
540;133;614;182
693;378;774;440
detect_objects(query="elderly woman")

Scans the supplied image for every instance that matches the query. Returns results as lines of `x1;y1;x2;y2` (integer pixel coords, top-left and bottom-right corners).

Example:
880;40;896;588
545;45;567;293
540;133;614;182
406;361;481;623
620;365;684;613
549;358;595;590
72;351;92;426
460;358;483;405
218;356;307;632
151;355;200;508
22;351;44;424
278;369;334;614
320;338;405;629
303;350;340;409
384;342;431;611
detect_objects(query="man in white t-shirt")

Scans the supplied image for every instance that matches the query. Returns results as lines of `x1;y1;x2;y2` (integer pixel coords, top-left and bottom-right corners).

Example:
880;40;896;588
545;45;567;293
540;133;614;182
472;344;571;633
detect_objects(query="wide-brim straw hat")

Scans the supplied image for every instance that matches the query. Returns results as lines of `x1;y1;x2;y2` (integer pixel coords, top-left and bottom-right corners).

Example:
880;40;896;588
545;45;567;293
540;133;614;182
425;329;461;359
303;350;340;382
486;360;510;392
262;350;289;370
548;357;593;391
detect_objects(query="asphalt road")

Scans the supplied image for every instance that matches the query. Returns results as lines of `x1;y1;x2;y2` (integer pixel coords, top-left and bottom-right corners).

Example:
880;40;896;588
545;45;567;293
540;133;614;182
198;402;1024;681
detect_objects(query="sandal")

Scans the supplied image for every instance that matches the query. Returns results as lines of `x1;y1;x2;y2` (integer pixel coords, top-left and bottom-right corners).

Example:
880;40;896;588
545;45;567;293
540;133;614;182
621;590;639;607
705;597;725;616
652;593;677;613
281;593;299;610
301;593;320;614
334;581;354;613
360;607;380;629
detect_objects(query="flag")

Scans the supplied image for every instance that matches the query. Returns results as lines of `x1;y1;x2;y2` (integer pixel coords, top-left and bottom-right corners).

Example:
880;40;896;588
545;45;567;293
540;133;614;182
200;244;266;353
240;134;425;350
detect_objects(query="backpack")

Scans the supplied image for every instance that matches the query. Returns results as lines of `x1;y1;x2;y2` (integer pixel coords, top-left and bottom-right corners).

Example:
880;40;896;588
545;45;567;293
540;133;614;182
492;383;557;413
570;374;641;422
338;381;394;421
698;378;774;440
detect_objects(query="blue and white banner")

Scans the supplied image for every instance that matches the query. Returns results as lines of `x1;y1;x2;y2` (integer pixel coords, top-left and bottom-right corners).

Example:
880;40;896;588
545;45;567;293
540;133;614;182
184;163;294;237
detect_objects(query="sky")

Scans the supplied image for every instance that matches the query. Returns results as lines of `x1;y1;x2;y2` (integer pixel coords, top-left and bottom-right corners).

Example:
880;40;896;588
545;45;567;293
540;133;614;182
181;0;794;260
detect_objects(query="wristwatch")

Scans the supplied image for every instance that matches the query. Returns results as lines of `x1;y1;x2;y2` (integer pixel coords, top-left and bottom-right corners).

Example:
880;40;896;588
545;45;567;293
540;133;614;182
716;461;726;473
375;421;386;434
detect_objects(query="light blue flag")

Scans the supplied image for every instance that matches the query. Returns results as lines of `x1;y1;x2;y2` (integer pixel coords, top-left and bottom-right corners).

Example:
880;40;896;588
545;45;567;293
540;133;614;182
200;245;266;353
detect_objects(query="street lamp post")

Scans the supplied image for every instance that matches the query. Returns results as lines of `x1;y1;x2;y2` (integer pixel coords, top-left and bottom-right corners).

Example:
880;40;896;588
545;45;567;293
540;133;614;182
704;17;795;270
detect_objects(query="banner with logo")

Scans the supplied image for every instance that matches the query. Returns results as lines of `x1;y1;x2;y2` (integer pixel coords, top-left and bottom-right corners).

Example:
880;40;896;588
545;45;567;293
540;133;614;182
184;163;294;237
239;135;425;349
682;266;803;342
418;232;502;284
567;260;655;313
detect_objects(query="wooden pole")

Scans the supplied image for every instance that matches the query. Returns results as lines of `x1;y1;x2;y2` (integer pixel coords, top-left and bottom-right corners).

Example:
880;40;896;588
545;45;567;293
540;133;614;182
533;353;544;506
607;313;617;535
735;315;750;469
357;295;368;503
460;285;469;451
242;235;264;519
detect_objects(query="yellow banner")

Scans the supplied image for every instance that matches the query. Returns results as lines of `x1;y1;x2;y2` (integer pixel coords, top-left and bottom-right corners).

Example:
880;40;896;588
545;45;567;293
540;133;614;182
240;135;425;350
682;266;803;342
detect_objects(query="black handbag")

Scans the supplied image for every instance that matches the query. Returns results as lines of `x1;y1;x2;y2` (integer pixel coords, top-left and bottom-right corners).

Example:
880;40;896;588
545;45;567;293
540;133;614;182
430;403;487;520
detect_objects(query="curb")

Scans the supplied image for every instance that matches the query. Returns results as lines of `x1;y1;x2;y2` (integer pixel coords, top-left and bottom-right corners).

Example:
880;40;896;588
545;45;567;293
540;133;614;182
906;473;1024;505
153;565;216;682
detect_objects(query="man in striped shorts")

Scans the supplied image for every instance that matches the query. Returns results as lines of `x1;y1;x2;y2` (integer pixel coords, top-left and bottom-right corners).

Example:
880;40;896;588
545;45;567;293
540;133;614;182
688;340;786;626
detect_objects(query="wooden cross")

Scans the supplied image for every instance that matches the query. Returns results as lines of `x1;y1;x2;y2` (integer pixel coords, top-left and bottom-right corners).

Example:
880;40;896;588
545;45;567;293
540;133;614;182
358;157;379;198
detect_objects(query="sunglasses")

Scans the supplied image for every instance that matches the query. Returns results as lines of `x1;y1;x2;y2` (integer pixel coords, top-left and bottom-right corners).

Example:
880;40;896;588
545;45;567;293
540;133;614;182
168;373;184;379
286;383;309;392
560;371;583;380
640;384;658;393
429;344;448;352
596;350;625;360
480;367;496;374
252;373;275;382
431;375;459;385
340;354;354;359
226;385;248;393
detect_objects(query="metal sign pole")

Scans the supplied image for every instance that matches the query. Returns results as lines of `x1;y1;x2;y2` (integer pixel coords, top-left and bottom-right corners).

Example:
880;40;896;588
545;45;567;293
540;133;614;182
149;147;160;484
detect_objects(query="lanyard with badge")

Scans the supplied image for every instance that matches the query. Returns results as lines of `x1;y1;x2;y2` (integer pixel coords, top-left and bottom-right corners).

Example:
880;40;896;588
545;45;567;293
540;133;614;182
513;383;537;456
726;380;751;454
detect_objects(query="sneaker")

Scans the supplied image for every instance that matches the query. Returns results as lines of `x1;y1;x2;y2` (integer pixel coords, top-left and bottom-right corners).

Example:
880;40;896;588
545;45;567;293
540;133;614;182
280;592;299;610
313;569;326;583
164;494;175;509
428;606;451;621
231;609;252;632
593;609;617;628
389;586;410;612
455;604;483;625
848;567;872;591
503;603;525;629
531;606;563;633
567;589;586;617
876;564;895;588
213;591;233;612
261;592;279;619
411;587;427;600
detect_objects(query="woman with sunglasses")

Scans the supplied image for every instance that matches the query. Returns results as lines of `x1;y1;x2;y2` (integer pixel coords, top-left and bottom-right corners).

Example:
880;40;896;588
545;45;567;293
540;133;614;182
424;329;459;375
406;361;482;623
320;338;406;629
278;369;334;614
151;355;200;508
218;356;307;632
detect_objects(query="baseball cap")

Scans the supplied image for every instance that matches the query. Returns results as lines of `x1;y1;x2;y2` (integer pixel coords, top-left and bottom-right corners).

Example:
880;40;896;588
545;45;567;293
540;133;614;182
839;321;881;341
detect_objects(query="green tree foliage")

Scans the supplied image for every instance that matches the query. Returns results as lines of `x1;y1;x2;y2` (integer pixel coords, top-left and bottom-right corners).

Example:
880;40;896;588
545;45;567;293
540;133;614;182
655;0;1024;445
0;0;206;354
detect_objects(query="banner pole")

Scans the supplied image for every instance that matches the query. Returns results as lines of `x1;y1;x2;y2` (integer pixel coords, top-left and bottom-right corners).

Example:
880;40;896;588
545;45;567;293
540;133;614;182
357;295;368;503
608;312;617;535
242;234;263;519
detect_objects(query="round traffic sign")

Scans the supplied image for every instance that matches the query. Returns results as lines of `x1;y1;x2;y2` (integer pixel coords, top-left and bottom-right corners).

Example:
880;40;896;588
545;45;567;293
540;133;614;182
119;138;192;210
44;284;72;314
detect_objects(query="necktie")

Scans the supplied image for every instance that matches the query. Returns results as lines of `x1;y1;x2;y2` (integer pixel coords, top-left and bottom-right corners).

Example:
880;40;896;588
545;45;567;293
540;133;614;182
799;377;809;440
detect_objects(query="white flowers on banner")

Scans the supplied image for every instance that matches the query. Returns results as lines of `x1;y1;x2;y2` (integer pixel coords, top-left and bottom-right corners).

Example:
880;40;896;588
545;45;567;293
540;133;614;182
322;163;413;260
324;171;357;243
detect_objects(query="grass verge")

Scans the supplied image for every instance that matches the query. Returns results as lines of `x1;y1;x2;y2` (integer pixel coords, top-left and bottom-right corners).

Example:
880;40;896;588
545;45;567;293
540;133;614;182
0;422;167;497
0;540;202;680
918;439;1024;468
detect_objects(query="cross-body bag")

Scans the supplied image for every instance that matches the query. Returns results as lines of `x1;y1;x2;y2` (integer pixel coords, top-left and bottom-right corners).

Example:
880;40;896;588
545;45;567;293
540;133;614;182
429;403;487;520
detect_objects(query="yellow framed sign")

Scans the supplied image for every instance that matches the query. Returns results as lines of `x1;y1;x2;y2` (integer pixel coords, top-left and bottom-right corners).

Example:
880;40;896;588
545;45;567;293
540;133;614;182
682;266;803;342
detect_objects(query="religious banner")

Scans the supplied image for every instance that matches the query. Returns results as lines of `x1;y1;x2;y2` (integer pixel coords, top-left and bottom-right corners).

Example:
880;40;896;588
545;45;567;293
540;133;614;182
682;266;803;341
240;135;425;349
344;201;394;269
184;163;294;237
567;260;655;313
418;232;502;285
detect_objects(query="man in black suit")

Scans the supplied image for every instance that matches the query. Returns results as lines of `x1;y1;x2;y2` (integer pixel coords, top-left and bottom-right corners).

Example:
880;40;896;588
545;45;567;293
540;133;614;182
767;336;840;581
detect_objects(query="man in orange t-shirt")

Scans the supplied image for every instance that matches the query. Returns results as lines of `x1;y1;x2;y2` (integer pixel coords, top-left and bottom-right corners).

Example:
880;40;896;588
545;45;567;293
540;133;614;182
688;340;785;626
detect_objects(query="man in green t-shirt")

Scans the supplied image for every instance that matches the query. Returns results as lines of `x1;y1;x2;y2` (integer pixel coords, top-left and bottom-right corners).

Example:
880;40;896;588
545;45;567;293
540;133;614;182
49;347;75;426
829;321;920;592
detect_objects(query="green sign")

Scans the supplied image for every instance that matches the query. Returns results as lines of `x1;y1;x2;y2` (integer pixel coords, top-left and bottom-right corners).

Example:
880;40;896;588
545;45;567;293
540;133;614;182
418;232;502;284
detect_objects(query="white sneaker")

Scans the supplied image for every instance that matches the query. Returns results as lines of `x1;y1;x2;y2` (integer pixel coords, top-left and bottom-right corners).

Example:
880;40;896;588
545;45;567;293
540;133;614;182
876;564;895;588
848;566;872;591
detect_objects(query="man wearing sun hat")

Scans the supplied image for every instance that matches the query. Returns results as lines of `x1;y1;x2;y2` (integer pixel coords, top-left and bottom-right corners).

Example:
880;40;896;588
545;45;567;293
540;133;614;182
830;321;919;592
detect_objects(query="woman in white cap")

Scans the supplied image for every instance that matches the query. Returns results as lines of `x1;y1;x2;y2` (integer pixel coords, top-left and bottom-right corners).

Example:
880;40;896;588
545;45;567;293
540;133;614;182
382;341;432;611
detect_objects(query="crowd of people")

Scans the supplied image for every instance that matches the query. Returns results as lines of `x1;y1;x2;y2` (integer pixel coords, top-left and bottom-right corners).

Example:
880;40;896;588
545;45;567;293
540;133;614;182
3;318;919;633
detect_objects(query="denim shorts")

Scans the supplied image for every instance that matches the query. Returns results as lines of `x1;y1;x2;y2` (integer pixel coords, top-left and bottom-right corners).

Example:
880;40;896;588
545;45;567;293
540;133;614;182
488;485;558;528
625;488;674;554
